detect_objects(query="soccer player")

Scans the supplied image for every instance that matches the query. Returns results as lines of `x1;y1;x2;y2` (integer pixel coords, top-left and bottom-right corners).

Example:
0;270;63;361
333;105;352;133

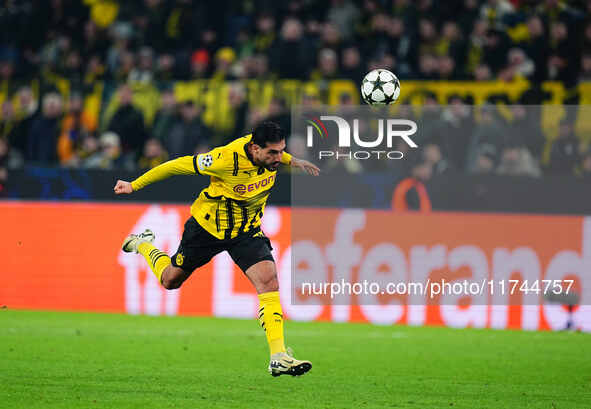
114;121;319;377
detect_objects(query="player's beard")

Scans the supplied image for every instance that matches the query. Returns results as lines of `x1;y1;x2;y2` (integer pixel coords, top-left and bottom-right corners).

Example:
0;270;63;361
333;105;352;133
254;156;280;171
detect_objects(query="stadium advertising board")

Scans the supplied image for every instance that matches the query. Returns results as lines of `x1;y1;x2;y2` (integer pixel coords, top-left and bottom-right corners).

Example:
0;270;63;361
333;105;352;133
1;202;589;332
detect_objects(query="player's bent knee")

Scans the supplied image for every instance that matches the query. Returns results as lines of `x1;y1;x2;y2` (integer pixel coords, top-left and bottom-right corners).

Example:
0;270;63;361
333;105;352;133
257;273;279;293
161;278;181;290
161;266;188;290
245;260;279;293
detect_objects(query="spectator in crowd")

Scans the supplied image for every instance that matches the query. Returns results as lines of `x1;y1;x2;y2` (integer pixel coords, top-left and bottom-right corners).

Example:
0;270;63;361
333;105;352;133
483;28;511;75
129;47;155;84
415;93;444;147
341;46;364;82
106;22;133;76
223;83;249;144
107;85;146;154
389;17;415;78
62;50;84;90
473;63;493;80
584;22;591;52
465;19;489;77
578;151;591;181
165;101;209;158
416;19;439;73
440;21;466;64
57;93;97;164
191;49;210;79
580;53;591;82
423;142;453;175
392;154;433;212
74;134;100;166
152;89;178;142
84;132;128;170
249;53;273;80
465;105;506;172
499;48;535;81
364;12;391;60
442;96;474;169
138;138;168;170
480;0;515;30
1;101;16;141
114;51;136;83
155;53;175;82
547;120;580;174
318;22;344;57
523;15;548;84
438;55;458;80
0;135;23;170
212;47;236;81
85;55;106;84
549;20;581;87
0;57;15;93
327;0;359;41
253;13;276;55
496;142;542;178
82;21;109;62
310;48;340;81
273;18;310;79
417;54;438;79
9;87;38;157
234;28;255;62
508;104;544;159
459;0;482;37
27;93;63;164
471;144;498;174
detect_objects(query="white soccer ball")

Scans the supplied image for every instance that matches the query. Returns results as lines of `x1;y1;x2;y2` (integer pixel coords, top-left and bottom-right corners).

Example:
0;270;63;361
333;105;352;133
361;69;401;105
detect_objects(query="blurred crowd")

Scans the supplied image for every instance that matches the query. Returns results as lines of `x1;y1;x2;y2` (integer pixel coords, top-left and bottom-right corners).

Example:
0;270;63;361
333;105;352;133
1;0;591;192
290;94;591;180
1;0;590;84
398;102;591;183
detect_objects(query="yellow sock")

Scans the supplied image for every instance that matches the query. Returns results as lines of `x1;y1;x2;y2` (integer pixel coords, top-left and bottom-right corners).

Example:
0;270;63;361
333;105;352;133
258;291;286;356
137;242;171;284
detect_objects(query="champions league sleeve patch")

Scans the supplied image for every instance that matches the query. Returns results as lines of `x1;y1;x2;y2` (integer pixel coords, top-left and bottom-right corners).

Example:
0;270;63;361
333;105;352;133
198;154;213;171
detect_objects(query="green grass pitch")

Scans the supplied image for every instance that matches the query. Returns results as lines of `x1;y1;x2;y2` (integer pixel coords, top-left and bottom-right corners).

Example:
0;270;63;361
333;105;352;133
1;310;590;409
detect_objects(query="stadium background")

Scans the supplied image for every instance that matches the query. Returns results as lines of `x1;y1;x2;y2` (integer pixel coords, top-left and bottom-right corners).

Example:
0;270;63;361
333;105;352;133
2;2;591;408
2;2;591;332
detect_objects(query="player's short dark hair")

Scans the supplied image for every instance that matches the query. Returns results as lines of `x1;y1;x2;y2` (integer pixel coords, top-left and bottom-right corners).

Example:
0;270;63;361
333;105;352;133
251;121;285;148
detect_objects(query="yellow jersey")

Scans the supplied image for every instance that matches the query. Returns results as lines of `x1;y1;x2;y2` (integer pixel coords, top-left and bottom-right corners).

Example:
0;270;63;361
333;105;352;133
131;134;292;240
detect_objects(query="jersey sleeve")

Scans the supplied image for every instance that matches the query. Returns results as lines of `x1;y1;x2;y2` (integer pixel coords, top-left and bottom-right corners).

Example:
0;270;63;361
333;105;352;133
281;151;292;165
131;156;196;191
195;147;229;177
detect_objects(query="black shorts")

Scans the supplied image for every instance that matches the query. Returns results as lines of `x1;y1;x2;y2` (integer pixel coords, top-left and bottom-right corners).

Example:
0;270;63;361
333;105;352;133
171;216;274;273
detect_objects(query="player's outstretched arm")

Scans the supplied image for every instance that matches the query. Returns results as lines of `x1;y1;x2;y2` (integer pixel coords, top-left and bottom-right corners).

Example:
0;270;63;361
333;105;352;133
290;157;320;176
113;156;198;194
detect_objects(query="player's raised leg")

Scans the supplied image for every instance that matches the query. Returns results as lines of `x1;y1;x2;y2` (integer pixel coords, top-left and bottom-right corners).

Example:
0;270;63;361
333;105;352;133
245;260;312;377
121;229;189;288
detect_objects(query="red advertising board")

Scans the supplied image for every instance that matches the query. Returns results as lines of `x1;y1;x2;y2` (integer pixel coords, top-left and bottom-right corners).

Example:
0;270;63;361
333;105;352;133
1;202;589;332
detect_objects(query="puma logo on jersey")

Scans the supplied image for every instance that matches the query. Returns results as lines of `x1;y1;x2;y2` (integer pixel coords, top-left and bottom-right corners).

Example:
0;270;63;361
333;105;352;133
242;170;253;176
